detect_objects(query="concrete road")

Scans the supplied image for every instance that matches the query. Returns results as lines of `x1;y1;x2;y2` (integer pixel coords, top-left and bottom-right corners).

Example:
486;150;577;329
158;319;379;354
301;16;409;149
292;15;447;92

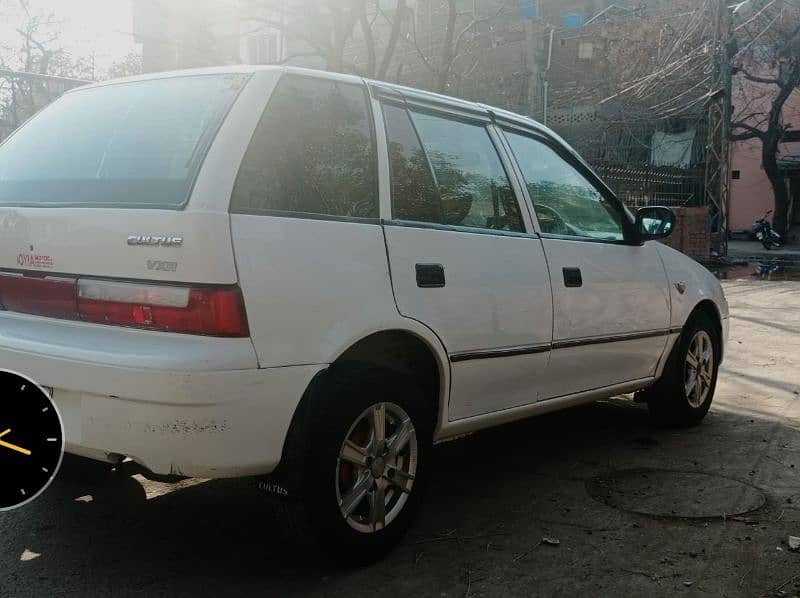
2;279;800;597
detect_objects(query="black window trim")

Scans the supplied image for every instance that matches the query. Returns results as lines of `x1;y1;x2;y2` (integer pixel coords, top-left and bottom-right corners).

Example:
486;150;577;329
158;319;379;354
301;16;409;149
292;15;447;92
497;122;640;245
383;218;539;239
229;72;380;222
369;81;492;125
379;98;529;236
231;208;381;225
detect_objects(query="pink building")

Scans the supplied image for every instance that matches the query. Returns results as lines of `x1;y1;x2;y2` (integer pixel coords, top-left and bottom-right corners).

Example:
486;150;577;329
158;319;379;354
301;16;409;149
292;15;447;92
729;78;800;236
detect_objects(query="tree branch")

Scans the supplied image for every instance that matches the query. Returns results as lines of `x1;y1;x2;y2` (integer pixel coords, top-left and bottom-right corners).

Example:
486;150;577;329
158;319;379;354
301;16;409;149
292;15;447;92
359;1;376;77
731;121;766;140
740;67;781;86
376;0;406;80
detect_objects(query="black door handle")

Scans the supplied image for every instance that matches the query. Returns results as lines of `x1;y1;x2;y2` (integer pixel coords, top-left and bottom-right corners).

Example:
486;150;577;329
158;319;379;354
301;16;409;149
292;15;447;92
563;267;582;287
416;263;445;288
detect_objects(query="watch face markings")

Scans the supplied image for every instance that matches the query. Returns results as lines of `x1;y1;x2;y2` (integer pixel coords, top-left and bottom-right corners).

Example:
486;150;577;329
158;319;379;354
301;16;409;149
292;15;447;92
0;370;65;511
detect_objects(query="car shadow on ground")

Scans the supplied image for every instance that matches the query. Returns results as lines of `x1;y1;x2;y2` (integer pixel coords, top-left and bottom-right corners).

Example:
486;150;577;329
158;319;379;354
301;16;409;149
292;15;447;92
2;398;800;597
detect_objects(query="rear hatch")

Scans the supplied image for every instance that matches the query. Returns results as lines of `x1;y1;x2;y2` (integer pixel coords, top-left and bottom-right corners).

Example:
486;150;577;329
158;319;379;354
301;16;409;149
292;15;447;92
0;73;250;336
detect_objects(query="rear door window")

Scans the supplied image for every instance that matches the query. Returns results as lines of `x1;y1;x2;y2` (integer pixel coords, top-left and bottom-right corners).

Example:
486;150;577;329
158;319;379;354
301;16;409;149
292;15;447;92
230;75;378;219
383;103;523;233
0;74;247;209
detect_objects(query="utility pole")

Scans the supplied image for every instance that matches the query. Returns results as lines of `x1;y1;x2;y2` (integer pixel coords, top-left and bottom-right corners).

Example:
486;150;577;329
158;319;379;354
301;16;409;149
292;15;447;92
704;0;733;257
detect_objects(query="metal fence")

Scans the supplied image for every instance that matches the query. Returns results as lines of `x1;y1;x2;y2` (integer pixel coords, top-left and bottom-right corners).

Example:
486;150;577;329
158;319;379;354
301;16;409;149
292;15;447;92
0;69;91;142
592;164;706;210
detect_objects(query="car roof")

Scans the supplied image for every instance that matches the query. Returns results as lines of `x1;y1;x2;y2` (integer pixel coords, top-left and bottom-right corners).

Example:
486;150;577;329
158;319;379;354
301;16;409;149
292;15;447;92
78;65;547;132
74;65;365;92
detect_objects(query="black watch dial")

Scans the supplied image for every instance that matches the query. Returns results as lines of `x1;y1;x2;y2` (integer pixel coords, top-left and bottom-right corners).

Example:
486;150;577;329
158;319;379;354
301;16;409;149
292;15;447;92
0;370;64;511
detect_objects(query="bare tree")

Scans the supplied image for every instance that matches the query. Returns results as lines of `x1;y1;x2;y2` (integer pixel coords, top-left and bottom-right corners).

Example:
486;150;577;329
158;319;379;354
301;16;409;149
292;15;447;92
597;0;718;121
729;1;800;235
240;0;508;92
406;0;506;93
0;0;89;127
240;0;408;79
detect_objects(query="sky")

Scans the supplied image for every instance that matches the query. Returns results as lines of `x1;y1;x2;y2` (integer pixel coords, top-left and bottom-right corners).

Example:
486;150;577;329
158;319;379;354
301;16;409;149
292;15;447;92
0;0;137;70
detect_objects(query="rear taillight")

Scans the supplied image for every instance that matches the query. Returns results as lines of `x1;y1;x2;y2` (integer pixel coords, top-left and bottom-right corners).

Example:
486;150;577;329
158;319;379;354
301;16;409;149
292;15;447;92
77;280;249;337
0;272;249;337
0;272;77;319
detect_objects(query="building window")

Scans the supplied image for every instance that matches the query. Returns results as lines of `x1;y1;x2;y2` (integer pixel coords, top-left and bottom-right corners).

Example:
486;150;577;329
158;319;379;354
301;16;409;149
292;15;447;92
732;170;741;180
247;33;280;64
578;41;594;60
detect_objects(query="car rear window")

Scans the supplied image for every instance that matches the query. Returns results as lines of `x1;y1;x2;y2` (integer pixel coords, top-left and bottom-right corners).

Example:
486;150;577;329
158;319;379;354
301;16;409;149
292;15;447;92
0;73;247;209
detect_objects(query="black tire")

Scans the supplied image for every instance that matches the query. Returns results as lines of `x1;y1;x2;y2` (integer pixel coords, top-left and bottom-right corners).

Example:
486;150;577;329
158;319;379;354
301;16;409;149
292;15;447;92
646;311;720;427
273;361;433;565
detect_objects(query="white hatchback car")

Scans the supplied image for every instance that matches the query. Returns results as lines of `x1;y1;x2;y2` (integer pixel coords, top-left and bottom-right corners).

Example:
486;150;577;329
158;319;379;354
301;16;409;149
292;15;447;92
0;66;728;558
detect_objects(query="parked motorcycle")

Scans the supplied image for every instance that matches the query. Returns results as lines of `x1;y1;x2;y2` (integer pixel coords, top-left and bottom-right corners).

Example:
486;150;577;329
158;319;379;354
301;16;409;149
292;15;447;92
752;210;783;250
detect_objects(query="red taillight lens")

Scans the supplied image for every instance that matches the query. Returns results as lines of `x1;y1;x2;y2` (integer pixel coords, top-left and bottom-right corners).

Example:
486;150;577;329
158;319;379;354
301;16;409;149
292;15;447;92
0;273;77;319
78;282;249;337
0;272;249;337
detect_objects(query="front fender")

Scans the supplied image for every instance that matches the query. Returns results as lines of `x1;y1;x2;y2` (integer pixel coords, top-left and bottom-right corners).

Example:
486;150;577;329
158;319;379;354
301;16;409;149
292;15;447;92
655;243;729;353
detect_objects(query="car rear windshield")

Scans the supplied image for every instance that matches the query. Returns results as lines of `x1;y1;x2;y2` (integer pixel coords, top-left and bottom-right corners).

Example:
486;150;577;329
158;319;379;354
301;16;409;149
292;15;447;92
0;73;248;209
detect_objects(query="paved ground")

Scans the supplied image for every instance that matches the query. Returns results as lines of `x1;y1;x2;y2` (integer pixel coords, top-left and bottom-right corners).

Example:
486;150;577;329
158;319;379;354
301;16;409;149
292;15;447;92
728;239;800;260
2;278;800;597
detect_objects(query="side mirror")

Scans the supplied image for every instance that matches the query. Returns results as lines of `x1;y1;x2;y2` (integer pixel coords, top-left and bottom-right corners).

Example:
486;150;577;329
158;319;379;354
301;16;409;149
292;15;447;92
636;206;675;241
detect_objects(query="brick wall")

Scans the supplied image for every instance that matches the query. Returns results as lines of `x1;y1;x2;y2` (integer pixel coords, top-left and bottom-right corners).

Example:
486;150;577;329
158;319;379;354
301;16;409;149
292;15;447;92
658;207;710;261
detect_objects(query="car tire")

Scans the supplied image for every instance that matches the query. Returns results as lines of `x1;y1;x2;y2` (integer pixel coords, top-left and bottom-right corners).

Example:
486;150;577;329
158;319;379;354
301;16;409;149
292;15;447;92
273;361;433;565
646;311;720;427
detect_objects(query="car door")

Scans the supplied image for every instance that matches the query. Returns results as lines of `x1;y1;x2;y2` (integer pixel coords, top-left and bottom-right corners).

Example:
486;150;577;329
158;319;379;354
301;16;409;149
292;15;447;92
376;95;553;420
499;125;671;399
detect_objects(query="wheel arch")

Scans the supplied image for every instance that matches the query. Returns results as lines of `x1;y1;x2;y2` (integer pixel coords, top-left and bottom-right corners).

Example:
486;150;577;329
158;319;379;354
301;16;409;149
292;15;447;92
687;299;724;360
274;325;450;482
334;329;448;423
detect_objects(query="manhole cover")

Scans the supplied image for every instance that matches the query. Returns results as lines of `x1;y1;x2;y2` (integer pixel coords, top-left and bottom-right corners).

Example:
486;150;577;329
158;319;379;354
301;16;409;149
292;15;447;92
586;469;766;519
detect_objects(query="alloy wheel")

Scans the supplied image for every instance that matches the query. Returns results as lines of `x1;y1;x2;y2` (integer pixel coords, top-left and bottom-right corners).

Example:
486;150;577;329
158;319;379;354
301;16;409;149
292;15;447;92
335;402;418;533
684;330;714;408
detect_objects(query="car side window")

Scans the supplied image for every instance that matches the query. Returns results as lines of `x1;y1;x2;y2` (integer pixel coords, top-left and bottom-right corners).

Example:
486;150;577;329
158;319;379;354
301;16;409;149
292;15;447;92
503;130;626;241
230;75;377;219
382;102;523;233
411;111;523;232
382;103;442;223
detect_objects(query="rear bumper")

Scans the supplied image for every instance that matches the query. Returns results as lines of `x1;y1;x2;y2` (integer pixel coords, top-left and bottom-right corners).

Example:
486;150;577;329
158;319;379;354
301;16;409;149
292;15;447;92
0;312;324;477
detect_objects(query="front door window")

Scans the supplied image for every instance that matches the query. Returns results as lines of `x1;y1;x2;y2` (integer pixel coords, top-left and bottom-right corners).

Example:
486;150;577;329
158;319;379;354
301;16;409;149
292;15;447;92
503;130;627;241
